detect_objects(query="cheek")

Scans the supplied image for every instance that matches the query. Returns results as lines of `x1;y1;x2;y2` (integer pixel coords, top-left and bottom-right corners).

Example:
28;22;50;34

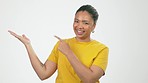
86;27;93;33
73;23;77;29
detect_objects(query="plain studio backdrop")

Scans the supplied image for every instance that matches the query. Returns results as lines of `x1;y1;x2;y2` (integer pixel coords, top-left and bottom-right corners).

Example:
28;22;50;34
0;0;148;83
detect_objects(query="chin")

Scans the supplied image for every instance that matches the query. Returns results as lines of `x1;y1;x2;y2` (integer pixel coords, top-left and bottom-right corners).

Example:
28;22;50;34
76;35;86;39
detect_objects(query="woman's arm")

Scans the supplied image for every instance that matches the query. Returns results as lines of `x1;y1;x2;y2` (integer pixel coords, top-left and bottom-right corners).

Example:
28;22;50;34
25;44;57;80
55;36;104;83
66;52;104;83
8;30;57;80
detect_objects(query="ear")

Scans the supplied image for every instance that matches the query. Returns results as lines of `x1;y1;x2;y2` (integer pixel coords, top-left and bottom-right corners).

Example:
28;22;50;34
92;24;96;31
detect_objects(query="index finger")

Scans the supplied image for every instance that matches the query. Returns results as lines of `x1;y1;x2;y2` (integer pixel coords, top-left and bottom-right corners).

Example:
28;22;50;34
54;35;62;41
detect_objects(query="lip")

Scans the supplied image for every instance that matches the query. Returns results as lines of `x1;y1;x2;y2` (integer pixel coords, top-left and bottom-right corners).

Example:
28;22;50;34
76;30;85;35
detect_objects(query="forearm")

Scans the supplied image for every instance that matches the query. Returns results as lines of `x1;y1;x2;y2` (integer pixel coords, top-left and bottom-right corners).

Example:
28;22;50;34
25;44;47;80
8;30;54;80
55;37;103;82
66;51;99;83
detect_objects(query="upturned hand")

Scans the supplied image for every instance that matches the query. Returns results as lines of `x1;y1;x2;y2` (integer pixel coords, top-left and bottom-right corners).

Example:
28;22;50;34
8;30;31;45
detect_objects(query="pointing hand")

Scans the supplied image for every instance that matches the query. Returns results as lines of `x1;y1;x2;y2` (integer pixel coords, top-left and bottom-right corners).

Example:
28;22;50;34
54;35;72;56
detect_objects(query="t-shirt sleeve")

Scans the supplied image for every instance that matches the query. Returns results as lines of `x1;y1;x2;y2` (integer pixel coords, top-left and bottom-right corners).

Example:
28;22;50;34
92;47;109;72
48;42;59;64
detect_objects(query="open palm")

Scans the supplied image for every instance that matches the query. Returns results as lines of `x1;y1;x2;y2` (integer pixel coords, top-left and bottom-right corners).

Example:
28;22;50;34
8;30;31;45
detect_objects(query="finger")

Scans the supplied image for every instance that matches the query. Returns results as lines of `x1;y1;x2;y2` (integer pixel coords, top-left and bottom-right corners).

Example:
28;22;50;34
8;30;20;38
54;35;62;41
22;34;29;40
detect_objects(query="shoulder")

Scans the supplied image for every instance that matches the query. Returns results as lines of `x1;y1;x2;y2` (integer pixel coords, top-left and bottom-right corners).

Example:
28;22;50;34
63;37;75;42
92;40;109;50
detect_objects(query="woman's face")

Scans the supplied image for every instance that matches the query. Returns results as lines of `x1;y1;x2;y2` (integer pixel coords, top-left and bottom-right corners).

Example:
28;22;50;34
73;11;95;41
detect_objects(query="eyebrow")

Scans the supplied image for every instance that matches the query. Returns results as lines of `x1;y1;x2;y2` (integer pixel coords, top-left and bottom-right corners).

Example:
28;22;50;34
74;18;89;22
82;20;89;23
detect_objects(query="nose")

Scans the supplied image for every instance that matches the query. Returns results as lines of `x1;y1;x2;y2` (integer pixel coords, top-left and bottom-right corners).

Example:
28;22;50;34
77;22;83;29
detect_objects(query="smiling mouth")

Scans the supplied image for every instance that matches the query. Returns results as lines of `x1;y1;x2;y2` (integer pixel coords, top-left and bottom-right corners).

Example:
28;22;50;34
77;30;85;35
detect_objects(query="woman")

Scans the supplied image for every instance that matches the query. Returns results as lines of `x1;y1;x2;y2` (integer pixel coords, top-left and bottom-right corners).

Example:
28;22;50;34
8;5;109;83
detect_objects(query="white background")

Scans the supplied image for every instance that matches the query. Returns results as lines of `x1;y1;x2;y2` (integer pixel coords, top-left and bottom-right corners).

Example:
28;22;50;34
0;0;148;83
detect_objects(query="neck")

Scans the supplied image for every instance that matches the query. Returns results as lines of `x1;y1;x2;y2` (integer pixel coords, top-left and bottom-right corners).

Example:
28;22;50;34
75;37;91;42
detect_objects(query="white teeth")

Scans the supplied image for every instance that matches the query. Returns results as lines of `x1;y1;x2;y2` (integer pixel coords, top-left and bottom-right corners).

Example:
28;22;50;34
78;30;82;32
77;30;84;35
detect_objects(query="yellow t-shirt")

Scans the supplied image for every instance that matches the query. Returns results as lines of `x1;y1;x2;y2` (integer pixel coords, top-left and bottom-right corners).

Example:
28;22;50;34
48;37;109;83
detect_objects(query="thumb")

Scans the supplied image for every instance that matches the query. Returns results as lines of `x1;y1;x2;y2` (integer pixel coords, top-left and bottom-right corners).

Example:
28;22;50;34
22;34;30;40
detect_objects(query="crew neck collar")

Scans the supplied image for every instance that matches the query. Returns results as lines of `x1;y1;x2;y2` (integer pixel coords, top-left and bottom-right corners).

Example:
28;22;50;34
73;37;95;43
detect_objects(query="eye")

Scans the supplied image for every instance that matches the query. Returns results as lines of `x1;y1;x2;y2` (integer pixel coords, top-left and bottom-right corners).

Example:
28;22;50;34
84;22;89;25
85;22;89;25
74;20;78;23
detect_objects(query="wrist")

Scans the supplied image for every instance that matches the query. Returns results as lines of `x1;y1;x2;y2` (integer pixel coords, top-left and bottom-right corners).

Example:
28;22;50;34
24;43;31;47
